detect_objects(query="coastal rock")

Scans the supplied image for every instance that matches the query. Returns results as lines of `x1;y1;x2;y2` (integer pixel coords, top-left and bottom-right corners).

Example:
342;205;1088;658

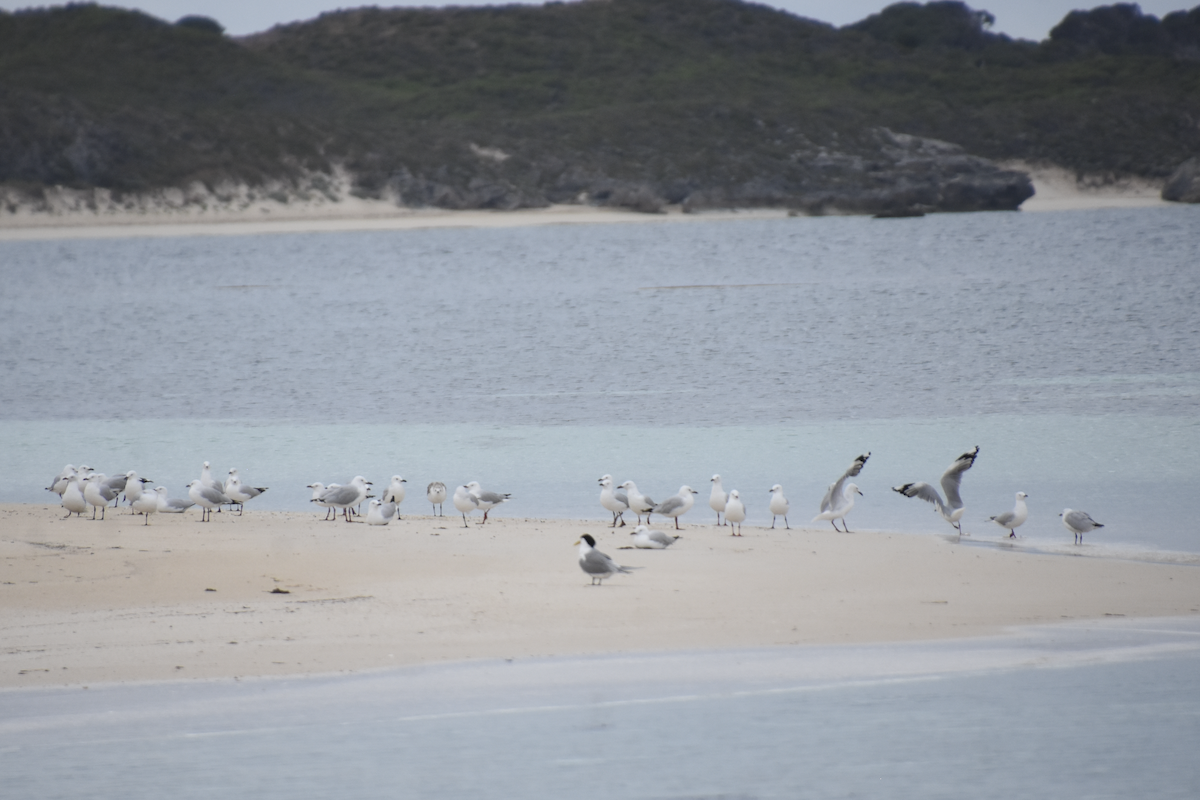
1161;157;1200;203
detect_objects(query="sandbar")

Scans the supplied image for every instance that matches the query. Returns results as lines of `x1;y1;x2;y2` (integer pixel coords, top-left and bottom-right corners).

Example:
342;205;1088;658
2;503;1197;689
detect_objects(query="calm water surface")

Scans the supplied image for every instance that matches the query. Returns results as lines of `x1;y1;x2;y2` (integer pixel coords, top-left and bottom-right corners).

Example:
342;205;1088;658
1;206;1197;551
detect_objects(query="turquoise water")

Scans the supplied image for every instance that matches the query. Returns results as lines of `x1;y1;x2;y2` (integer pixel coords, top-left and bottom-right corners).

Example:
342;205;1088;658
2;206;1199;552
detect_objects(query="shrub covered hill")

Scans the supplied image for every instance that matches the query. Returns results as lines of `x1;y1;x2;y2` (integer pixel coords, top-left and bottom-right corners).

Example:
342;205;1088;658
2;0;1199;215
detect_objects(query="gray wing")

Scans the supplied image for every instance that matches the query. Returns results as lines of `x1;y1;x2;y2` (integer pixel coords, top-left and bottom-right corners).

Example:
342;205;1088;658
321;485;360;505
580;549;619;576
103;475;128;492
653;496;684;515
477;491;510;504
820;452;870;513
427;482;445;493
167;498;195;511
940;446;979;510
380;502;397;518
1065;510;1101;531
614;489;630;508
197;485;226;505
991;510;1015;526
893;481;944;508
242;486;266;499
641;495;657;509
648;530;677;547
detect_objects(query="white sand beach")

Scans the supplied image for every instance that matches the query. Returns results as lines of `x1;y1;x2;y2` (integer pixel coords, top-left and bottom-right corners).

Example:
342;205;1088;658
3;504;1197;689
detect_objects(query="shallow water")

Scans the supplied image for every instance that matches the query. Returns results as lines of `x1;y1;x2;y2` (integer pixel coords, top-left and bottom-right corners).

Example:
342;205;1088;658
4;616;1200;799
2;206;1198;551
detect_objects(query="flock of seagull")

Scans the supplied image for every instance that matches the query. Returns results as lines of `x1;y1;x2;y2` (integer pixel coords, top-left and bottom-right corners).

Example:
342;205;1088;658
579;447;1106;584
43;447;1107;586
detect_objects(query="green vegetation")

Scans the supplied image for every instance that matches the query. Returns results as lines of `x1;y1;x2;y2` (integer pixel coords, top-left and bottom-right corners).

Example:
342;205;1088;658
1;0;1197;208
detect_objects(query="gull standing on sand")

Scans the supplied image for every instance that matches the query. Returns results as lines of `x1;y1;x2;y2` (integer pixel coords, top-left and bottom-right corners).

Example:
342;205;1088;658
155;486;195;514
84;474;119;519
466;481;511;523
630;524;679;549
768;484;790;529
383;476;407;517
576;533;636;585
131;488;159;525
453;484;480;527
598;475;630;528
814;452;870;532
122;471;152;513
893;446;979;535
61;475;88;518
709;474;729;526
307;482;336;520
427;481;447;515
989;492;1029;539
365;498;397;526
47;465;77;496
317;477;372;522
200;461;229;502
617;481;656;525
225;469;268;514
725;489;746;536
188;479;226;522
1061;508;1104;544
652;485;698;530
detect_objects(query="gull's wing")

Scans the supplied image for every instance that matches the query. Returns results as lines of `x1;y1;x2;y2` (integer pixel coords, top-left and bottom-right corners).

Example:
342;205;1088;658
580;549;619;576
475;491;511;504
321;485;360;506
1065;510;1102;531
653;496;685;515
991;510;1016;526
613;489;630;508
821;452;870;513
648;530;677;547
893;481;944;508
940;446;979;511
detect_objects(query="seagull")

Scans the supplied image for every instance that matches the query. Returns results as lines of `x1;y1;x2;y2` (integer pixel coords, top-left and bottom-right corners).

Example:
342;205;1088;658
383;476;407;517
617;480;656;525
60;474;88;518
131;488;159;525
630;524;678;549
453;484;479;527
989;492;1029;538
814;452;870;532
709;474;729;526
200;461;231;509
47;465;77;496
101;472;129;501
725;489;746;536
83;474;119;519
427;481;447;516
893;446;979;535
598;474;630;528
307;482;336;520
122;471;153;513
652;485;697;530
576;533;636;585
188;479;226;522
225;469;268;514
316;477;372;522
768;484;790;529
365;498;397;526
1061;508;1104;544
466;481;511;523
155;486;195;514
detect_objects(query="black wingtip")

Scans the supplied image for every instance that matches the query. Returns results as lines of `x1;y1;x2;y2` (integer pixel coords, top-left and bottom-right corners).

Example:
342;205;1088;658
892;484;911;495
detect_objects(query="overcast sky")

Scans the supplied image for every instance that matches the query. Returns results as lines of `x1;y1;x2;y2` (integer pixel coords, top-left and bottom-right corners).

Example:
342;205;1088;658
1;0;1193;41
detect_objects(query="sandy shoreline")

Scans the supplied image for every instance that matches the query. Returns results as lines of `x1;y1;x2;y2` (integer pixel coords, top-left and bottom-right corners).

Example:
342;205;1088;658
2;503;1197;690
0;166;1178;241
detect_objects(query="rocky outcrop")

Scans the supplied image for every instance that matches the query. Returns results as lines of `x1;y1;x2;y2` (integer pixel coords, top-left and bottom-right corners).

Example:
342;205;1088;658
1162;157;1200;203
